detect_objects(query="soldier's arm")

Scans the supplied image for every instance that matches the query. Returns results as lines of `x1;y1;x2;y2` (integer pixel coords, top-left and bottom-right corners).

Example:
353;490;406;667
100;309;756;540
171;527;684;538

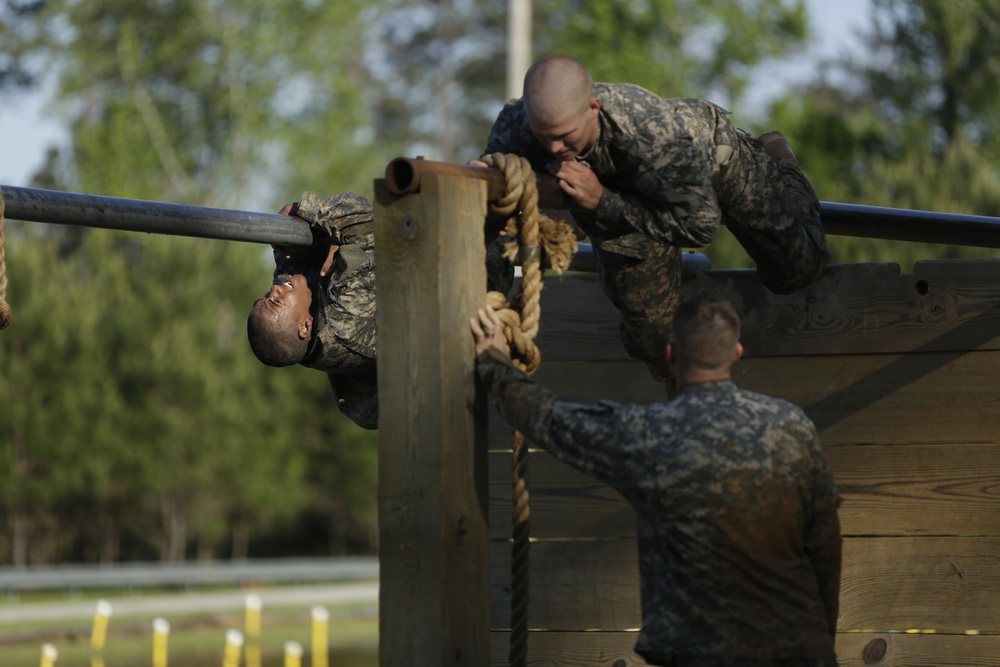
592;137;722;247
295;192;374;247
475;347;646;488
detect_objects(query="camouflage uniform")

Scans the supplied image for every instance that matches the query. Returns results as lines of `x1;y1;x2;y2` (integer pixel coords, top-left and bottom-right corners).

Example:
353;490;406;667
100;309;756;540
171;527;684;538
484;84;829;380
476;349;842;665
271;192;378;429
270;193;514;430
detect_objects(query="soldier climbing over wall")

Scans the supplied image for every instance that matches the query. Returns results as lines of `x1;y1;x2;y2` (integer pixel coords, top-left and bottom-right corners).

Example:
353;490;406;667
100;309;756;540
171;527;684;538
477;55;829;383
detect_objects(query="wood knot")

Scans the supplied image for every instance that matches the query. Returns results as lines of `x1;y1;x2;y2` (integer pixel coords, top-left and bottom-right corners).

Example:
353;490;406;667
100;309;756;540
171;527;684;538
399;214;418;240
863;637;887;664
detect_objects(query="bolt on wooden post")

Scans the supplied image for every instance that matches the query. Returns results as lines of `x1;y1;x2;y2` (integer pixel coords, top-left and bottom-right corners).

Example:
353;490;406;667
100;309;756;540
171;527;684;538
374;173;491;667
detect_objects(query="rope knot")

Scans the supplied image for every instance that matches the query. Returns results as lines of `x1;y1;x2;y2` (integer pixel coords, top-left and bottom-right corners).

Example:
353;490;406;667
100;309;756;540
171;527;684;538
480;153;578;375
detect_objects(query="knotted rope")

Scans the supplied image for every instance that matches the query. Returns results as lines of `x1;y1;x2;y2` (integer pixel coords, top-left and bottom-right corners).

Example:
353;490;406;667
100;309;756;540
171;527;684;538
0;186;10;330
481;153;577;667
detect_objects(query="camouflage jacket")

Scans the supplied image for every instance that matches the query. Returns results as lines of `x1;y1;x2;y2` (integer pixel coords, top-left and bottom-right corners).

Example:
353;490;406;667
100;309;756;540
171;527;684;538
484;83;775;258
272;192;378;429
476;349;842;660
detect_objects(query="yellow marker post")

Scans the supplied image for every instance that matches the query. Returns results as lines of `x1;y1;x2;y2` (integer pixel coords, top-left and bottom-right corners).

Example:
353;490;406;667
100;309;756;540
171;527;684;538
222;629;244;667
152;617;170;667
90;599;113;651
39;644;58;667
311;606;329;667
245;593;262;667
284;640;303;667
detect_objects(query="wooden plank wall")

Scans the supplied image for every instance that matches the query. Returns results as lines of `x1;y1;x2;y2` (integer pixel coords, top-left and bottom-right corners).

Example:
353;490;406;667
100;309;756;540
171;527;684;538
487;258;1000;666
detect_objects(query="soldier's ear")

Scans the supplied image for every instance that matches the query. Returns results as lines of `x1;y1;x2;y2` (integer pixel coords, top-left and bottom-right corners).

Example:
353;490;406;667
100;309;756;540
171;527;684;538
733;342;743;363
665;342;676;366
298;315;313;340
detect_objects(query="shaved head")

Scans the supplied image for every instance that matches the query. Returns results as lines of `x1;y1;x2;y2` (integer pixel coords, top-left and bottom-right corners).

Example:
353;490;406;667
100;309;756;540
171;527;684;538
247;306;309;367
670;293;741;372
523;56;594;125
521;56;601;160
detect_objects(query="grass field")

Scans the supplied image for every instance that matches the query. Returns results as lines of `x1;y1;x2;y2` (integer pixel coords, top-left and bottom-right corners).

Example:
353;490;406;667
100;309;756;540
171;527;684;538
0;588;378;667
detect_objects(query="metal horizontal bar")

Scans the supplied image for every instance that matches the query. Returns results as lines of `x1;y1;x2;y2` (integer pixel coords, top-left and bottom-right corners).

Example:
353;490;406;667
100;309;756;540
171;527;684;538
6;183;1000;251
819;201;1000;248
0;556;379;592
1;185;313;246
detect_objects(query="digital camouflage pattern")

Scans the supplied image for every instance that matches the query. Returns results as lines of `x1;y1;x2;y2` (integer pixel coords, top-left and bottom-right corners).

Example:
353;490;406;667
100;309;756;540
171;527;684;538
272;192;378;429
476;349;842;664
484;83;830;379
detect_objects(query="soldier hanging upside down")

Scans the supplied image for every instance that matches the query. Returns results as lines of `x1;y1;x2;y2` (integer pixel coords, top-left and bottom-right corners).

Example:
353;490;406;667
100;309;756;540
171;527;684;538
479;55;829;382
246;191;513;430
246;192;380;429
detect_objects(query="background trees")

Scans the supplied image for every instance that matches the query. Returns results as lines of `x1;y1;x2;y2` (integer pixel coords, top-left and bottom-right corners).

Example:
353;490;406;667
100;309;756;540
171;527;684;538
1;0;998;564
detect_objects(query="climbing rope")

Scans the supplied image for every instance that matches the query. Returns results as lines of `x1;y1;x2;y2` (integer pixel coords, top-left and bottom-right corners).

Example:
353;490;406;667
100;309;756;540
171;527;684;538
0;185;10;330
481;153;578;667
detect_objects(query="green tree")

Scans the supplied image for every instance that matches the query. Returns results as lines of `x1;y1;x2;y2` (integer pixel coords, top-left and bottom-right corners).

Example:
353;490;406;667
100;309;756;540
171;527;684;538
535;0;809;103
0;0;385;564
362;0;811;164
862;0;1000;153
5;0;374;206
747;0;1000;271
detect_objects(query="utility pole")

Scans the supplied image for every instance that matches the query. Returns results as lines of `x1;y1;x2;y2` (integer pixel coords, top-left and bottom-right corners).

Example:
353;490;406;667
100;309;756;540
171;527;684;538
506;0;532;102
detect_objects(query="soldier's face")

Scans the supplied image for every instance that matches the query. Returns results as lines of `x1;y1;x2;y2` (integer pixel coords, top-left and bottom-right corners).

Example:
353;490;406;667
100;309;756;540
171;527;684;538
253;274;313;334
529;98;600;161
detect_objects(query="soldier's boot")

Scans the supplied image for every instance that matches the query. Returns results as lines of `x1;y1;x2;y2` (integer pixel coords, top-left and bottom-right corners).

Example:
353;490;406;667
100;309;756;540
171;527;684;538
759;130;819;206
755;130;828;295
759;130;798;165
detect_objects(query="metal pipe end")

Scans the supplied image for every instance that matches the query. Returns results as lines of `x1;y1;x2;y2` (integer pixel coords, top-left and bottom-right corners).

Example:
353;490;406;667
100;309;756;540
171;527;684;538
385;158;421;195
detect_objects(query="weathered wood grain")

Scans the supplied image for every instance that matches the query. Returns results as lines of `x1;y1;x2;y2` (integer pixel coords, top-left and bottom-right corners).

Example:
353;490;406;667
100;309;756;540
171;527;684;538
533;259;1000;360
374;176;491;666
836;632;1000;667
486;443;1000;539
485;349;1000;445
489;537;1000;631
487;631;1000;667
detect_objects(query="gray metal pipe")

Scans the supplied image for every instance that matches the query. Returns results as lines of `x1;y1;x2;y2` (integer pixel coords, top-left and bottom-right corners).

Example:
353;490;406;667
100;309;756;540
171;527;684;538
818;201;1000;248
6;182;1000;253
1;185;314;246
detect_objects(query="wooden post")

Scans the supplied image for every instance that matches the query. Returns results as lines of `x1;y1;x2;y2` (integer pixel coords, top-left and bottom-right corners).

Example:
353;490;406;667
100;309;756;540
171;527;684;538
374;174;490;667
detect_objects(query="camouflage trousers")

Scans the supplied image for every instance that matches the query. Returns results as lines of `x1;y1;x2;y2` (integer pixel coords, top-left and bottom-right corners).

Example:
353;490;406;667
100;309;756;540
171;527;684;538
719;129;830;295
592;235;682;385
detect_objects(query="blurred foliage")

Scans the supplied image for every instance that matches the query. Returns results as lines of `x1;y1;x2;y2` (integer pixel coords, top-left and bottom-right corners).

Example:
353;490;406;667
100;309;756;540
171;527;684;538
704;0;1000;273
0;225;377;563
1;0;1000;563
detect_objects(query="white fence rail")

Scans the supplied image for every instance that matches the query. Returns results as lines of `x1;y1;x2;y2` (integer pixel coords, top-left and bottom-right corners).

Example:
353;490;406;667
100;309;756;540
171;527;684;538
0;557;379;593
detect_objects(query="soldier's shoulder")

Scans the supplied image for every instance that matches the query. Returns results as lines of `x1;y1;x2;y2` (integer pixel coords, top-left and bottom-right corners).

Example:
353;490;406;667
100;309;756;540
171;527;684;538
329;192;373;214
737;388;814;427
595;82;665;109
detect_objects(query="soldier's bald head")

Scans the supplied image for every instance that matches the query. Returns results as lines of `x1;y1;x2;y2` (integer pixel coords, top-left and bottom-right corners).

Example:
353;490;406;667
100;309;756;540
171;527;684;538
523;56;594;125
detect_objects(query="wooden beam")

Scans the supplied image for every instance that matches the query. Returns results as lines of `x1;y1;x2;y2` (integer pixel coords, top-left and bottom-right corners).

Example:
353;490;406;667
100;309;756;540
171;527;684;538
488;631;1000;667
488;537;1000;632
374;175;491;667
487;443;1000;538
